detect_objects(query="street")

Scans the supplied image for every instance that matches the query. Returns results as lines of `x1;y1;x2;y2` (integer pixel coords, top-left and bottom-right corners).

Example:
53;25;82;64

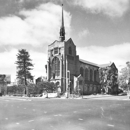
0;95;130;130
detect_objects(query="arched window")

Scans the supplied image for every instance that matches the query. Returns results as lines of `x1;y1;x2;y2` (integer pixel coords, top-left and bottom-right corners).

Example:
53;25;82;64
80;67;84;77
94;70;97;82
90;69;93;81
85;68;88;84
51;57;60;78
68;46;72;55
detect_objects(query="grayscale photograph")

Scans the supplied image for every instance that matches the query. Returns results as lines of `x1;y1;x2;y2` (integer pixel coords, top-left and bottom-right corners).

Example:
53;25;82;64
0;0;130;130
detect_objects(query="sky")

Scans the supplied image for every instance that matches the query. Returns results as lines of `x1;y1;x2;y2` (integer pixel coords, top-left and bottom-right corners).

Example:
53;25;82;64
0;0;130;82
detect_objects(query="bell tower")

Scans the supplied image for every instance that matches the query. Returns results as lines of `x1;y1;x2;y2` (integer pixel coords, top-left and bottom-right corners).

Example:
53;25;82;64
47;4;71;93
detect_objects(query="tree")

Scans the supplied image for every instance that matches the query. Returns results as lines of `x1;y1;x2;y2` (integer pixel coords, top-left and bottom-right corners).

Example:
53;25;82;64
99;68;107;93
118;67;128;90
36;82;58;94
126;61;130;83
16;49;34;94
7;85;24;95
99;66;118;94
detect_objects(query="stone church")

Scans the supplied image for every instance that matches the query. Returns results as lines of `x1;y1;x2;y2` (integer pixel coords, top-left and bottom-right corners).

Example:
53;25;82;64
46;5;117;95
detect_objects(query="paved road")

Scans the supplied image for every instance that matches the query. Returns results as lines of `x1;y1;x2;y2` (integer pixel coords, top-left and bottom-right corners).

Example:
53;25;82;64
0;95;130;130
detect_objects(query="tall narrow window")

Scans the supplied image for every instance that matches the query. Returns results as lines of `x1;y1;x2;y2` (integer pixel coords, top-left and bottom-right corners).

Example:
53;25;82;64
68;46;72;55
51;57;60;78
85;68;88;84
90;69;93;81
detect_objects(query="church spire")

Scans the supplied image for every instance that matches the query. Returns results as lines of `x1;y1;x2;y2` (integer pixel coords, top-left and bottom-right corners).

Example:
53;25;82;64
59;4;65;41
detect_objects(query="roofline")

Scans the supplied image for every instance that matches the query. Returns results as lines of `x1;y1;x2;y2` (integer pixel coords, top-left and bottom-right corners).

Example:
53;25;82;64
79;59;99;67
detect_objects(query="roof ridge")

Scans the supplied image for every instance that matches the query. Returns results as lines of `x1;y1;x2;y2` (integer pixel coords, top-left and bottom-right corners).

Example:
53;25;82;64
79;59;98;66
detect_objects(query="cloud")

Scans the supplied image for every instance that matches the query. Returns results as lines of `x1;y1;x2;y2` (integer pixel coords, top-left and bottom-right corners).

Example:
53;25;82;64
0;48;47;82
0;2;71;82
0;2;71;47
15;0;32;3
78;29;90;39
17;0;24;3
0;16;37;46
77;43;130;70
73;0;129;17
29;50;47;79
0;49;17;82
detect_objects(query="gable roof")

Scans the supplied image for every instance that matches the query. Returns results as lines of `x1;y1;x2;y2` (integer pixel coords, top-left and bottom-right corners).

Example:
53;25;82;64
79;60;118;70
79;59;99;67
48;40;58;46
99;62;118;70
66;38;76;47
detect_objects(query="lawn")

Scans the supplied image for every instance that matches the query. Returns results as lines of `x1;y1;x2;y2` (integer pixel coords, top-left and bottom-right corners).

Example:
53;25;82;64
0;97;130;130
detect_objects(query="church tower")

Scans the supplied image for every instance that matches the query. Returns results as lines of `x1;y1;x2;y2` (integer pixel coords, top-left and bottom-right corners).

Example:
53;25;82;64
47;4;66;93
47;4;78;94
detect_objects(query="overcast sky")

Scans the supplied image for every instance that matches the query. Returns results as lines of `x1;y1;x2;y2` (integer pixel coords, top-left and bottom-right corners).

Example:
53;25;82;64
0;0;130;82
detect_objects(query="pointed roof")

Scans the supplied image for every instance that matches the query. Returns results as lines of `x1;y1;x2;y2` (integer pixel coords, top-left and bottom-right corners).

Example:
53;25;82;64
99;62;118;71
99;62;113;68
59;4;65;41
66;38;76;46
61;4;64;28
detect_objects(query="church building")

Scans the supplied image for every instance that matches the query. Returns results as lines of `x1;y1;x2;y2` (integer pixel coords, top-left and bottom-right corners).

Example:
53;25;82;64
46;5;118;95
46;5;101;95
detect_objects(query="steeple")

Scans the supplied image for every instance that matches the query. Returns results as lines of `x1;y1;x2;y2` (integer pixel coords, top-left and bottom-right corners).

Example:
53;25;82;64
59;4;65;41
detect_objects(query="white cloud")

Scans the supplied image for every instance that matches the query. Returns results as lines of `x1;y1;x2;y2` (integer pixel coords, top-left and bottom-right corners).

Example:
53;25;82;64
0;48;47;82
30;50;47;80
0;2;71;82
0;49;17;82
0;16;38;45
73;0;129;17
77;43;130;71
0;2;71;47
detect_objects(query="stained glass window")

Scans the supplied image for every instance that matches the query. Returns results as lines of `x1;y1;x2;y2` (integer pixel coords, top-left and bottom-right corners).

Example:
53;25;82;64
51;57;60;78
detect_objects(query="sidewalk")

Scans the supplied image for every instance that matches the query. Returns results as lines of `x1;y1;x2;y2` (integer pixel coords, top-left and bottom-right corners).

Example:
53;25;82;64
1;94;128;100
57;94;113;99
66;94;126;100
82;94;113;99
